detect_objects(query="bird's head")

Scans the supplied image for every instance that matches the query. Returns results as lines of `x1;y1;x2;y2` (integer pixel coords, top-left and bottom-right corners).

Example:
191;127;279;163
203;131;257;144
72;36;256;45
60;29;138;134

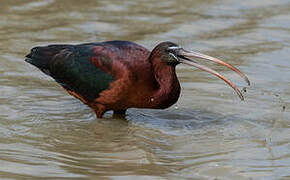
153;41;250;100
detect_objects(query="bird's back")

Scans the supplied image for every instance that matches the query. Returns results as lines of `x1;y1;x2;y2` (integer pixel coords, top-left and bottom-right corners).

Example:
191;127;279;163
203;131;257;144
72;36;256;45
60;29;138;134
25;41;151;102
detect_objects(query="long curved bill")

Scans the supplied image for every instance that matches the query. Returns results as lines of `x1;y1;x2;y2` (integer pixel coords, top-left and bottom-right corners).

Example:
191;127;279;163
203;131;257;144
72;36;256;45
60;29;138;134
177;49;250;100
179;49;250;86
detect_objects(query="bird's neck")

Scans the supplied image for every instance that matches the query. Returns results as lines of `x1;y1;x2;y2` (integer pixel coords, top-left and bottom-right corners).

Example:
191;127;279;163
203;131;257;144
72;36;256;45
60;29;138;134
150;54;181;108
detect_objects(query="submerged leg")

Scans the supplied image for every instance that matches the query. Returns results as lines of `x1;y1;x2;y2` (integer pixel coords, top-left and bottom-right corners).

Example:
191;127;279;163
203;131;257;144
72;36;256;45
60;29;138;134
113;109;127;116
91;104;106;118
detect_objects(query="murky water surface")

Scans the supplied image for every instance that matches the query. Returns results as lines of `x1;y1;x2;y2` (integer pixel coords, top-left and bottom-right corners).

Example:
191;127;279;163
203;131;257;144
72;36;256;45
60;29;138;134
0;0;290;179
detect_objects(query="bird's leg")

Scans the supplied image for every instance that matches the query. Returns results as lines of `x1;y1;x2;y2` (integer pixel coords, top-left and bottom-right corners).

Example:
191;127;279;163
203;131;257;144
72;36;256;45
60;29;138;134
90;104;106;118
66;90;88;104
67;90;106;118
113;110;127;115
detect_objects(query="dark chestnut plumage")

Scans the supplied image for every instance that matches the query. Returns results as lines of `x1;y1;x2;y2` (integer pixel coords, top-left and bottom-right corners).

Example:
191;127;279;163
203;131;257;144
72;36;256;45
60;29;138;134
25;41;249;118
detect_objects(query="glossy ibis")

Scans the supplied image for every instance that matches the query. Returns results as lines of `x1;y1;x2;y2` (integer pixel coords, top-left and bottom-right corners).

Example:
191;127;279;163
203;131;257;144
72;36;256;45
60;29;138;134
25;41;250;118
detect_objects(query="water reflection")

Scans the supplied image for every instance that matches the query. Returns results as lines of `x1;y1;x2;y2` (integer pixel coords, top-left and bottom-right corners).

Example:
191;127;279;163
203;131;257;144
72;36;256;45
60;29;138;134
0;0;290;179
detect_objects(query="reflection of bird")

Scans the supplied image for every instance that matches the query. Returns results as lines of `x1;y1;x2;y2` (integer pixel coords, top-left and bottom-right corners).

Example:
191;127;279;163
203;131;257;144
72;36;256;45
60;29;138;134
25;41;250;118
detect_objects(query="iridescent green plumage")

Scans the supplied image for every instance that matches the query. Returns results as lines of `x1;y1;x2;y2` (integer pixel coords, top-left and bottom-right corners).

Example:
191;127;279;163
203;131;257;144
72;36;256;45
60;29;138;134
26;43;115;101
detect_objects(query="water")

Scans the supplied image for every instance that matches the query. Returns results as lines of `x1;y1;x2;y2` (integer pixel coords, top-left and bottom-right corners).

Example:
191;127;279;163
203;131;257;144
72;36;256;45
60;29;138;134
0;0;290;179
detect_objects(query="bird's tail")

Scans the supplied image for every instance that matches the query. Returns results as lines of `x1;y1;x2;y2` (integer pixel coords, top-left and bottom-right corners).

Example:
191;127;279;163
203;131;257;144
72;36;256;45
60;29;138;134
25;45;71;75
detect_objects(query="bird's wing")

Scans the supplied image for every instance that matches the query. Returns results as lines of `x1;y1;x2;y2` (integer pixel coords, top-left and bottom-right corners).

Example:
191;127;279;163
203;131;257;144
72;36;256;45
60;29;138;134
53;46;117;103
89;46;135;106
26;43;134;105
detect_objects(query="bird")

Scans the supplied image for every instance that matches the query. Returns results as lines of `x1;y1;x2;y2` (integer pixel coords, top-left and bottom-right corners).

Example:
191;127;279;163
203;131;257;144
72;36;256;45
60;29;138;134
25;40;250;118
